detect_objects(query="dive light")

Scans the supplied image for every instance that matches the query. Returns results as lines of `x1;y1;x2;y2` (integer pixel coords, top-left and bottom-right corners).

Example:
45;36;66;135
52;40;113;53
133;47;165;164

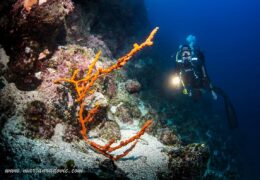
169;74;188;94
170;75;181;87
169;74;181;87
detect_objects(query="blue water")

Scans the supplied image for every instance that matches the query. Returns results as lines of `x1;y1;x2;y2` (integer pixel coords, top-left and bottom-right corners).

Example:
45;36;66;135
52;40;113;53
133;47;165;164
144;0;260;178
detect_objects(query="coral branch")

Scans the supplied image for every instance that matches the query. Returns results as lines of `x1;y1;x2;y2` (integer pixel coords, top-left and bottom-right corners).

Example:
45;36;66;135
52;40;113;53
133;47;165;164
82;119;152;160
54;27;159;160
100;27;159;74
107;120;152;152
86;50;101;78
113;141;138;161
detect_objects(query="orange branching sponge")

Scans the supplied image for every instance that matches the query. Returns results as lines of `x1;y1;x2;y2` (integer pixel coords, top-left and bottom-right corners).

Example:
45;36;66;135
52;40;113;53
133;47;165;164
54;27;159;160
24;0;38;12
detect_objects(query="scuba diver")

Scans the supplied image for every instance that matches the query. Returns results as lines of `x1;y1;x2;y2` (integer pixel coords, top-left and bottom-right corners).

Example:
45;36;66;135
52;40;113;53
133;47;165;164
175;44;217;100
173;35;238;129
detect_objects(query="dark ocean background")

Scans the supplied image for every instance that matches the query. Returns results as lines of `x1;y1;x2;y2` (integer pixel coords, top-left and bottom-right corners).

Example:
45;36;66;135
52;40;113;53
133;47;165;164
144;0;260;179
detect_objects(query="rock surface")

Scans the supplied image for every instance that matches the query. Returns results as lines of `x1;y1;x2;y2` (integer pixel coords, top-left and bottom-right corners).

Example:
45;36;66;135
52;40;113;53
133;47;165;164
0;0;238;179
125;79;142;94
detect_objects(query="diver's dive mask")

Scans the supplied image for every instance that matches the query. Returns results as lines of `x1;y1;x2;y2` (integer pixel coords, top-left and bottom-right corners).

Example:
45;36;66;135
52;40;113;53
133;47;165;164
182;50;191;58
180;45;191;59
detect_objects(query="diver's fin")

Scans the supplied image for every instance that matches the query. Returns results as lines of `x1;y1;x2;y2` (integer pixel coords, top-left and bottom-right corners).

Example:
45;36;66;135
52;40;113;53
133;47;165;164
224;97;238;129
213;87;238;129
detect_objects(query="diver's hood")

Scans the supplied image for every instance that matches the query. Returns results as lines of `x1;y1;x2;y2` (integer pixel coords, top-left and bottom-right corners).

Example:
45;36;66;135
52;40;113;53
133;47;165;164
180;44;191;52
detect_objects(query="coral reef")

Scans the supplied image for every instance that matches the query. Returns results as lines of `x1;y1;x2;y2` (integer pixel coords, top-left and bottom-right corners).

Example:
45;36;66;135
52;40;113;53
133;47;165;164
0;0;238;179
157;127;180;145
125;79;142;94
53;27;158;160
1;0;74;90
167;143;210;179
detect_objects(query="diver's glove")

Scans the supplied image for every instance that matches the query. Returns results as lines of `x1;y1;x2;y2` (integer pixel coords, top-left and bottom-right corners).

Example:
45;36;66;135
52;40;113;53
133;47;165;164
211;90;218;100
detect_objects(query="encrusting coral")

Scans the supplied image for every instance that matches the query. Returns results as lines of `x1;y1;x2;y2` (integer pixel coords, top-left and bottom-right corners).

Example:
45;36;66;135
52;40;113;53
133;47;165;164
54;27;159;160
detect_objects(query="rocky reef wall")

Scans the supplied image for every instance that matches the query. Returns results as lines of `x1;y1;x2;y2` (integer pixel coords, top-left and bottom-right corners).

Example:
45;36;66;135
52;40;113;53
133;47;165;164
0;0;150;91
0;0;239;179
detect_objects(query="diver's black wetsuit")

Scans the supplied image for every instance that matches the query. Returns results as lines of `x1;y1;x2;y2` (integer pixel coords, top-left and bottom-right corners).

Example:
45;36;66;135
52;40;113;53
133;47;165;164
176;46;214;98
